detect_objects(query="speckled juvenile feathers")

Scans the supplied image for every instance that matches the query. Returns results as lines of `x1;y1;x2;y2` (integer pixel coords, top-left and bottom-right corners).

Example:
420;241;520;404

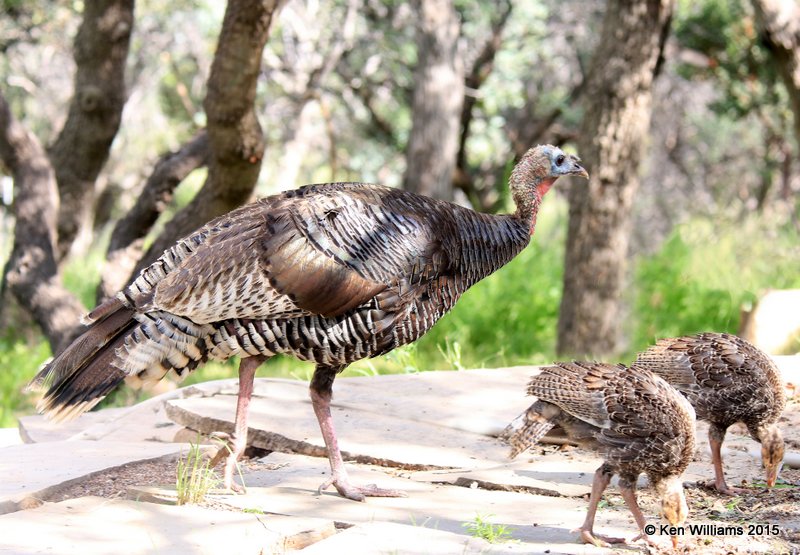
632;332;785;432
502;361;696;485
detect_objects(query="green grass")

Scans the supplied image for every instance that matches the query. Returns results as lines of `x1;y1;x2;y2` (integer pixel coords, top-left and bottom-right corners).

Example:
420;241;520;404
0;337;50;427
175;439;220;505
629;217;800;360
462;513;515;543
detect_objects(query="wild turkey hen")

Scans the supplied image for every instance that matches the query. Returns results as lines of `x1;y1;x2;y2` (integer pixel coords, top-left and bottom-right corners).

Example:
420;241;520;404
501;361;695;549
633;332;786;494
30;144;587;500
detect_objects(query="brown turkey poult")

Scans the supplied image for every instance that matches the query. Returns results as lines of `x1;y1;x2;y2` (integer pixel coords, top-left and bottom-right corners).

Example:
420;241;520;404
30;144;587;500
501;361;696;549
633;332;786;495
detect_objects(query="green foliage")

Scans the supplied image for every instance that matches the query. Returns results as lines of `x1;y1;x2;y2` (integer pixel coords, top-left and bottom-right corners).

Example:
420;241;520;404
462;513;515;544
674;0;787;120
175;439;220;505
0;337;49;427
631;218;800;358
62;242;107;310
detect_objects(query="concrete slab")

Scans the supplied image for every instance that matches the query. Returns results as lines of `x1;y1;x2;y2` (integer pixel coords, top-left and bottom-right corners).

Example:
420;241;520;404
215;452;628;553
298;521;514;555
19;408;130;443
19;380;239;445
0;441;184;514
0;496;336;554
0;428;22;448
166;390;511;470
293;367;540;436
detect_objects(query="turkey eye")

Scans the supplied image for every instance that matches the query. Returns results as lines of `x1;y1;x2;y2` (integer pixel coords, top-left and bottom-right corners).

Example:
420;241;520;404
556;154;565;166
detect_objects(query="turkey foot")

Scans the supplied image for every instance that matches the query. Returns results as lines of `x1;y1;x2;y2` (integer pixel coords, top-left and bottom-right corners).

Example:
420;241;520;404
310;375;407;502
713;481;747;496
573;527;625;548
630;531;660;548
317;477;407;502
208;431;246;493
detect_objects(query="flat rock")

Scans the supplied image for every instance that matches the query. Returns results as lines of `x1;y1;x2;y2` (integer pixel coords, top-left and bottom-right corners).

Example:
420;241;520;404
298;521;512;555
167;392;510;470
0;440;184;514
19;380;238;445
215;452;626;553
291;367;540;436
0;428;21;448
0;496;336;554
19;407;130;443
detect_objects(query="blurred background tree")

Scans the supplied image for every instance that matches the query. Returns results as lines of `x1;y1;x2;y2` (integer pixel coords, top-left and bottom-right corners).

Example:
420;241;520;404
1;0;798;425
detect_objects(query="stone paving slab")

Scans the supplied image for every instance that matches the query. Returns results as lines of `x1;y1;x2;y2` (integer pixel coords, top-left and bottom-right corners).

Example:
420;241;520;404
166;389;512;469
0;428;22;448
18;381;235;445
215;452;627;553
0;441;184;514
295;367;540;436
0;496;336;554
297;521;519;554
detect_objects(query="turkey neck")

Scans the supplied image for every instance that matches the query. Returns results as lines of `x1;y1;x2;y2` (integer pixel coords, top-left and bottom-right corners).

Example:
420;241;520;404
448;208;531;286
512;176;550;236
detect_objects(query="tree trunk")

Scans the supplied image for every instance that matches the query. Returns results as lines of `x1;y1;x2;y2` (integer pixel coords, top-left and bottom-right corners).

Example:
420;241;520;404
49;0;134;260
134;0;284;273
752;0;800;149
0;93;87;354
557;0;673;358
403;0;464;201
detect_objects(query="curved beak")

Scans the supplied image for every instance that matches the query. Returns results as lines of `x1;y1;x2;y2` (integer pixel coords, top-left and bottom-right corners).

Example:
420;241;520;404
567;156;589;179
671;535;678;549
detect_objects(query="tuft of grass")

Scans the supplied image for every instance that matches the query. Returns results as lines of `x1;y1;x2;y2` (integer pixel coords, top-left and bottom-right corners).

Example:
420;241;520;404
462;513;515;544
175;440;219;505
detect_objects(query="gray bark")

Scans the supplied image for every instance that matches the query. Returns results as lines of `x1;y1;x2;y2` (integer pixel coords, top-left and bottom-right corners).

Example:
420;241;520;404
135;0;285;274
0;92;87;354
752;0;800;149
557;0;674;358
403;0;465;201
49;0;134;260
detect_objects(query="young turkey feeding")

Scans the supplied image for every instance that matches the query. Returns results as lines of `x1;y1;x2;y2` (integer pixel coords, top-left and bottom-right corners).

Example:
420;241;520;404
30;144;587;500
501;361;696;549
633;332;786;494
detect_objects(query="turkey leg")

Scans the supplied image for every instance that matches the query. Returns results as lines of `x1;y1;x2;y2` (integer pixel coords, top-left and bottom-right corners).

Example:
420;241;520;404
310;364;407;501
210;355;266;492
574;464;625;547
619;485;659;547
709;425;744;495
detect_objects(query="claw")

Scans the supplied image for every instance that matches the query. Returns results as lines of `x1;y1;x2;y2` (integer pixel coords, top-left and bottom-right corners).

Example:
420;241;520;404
317;478;407;502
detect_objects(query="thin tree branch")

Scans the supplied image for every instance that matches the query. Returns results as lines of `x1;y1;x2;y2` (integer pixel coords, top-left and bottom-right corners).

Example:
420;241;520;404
134;0;285;274
98;130;210;300
453;0;513;211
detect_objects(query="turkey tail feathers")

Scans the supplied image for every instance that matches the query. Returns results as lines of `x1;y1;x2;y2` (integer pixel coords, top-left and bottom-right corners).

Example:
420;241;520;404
28;303;135;422
499;407;555;459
